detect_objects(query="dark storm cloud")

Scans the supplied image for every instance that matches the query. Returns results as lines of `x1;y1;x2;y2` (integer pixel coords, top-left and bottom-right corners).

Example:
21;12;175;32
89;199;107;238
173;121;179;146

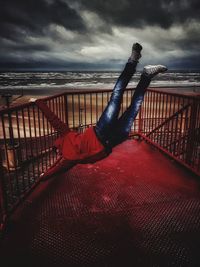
0;0;86;41
79;0;200;29
0;0;199;70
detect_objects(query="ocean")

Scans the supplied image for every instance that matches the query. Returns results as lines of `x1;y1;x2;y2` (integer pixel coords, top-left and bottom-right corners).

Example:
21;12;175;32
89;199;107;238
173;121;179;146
0;70;200;96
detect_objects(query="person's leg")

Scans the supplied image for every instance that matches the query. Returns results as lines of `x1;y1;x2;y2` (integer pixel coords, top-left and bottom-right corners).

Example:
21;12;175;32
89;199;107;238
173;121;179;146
110;65;167;146
36;99;69;135
95;43;142;145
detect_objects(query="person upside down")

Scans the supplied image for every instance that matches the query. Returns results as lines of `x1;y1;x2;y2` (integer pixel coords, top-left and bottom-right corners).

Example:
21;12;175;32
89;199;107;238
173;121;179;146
36;43;167;180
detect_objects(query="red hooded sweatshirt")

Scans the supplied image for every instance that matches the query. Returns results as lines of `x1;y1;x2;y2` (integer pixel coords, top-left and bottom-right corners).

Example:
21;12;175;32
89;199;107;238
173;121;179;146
41;127;110;180
54;126;109;163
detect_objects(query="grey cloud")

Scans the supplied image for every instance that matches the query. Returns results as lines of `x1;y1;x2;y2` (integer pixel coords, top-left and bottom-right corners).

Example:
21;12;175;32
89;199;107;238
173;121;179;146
78;0;200;29
0;0;86;41
0;0;199;70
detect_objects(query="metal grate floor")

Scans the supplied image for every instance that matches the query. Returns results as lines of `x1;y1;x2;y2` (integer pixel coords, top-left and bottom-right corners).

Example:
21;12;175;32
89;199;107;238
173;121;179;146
1;140;200;267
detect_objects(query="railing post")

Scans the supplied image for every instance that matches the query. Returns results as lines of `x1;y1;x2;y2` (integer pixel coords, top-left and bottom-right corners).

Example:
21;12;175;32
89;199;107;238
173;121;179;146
185;99;198;165
138;109;143;135
0;146;7;233
64;94;68;125
79;108;84;133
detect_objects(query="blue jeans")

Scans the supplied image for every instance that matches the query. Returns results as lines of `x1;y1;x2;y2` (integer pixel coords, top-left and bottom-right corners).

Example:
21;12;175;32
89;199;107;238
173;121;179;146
95;62;151;148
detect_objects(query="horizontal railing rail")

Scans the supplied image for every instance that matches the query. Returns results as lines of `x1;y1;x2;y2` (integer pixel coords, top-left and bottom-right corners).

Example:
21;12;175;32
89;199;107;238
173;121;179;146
0;88;199;233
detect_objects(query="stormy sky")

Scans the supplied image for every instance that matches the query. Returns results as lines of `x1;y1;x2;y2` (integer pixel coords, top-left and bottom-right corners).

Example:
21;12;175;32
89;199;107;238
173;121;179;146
0;0;200;70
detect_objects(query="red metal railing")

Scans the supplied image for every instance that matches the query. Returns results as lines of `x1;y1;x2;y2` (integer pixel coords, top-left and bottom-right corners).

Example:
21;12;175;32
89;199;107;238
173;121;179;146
0;88;199;233
139;89;200;175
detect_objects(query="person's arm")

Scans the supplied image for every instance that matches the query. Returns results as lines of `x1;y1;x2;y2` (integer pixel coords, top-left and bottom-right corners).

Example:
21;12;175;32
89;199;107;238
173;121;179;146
39;156;75;181
36;99;69;135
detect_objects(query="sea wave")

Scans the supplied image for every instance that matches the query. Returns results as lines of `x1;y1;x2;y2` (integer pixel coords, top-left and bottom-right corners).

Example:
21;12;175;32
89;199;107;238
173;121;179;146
0;71;200;93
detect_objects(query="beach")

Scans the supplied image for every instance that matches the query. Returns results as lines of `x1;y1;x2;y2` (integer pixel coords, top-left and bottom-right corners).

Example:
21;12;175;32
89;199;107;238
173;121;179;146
0;86;199;110
0;70;200;108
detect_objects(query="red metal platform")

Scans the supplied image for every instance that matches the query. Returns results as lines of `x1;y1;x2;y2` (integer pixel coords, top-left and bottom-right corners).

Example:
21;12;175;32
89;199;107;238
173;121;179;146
1;140;200;267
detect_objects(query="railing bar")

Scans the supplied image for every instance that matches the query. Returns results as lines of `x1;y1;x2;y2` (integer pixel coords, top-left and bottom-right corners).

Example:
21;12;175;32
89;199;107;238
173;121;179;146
165;94;169;148
169;96;175;153
72;94;75;129
1;115;15;204
186;99;198;165
32;105;40;177
173;97;181;156
59;97;62;122
149;91;153;134
159;92;163;142
154;91;157;142
157;95;160;143
55;97;59;121
183;103;190;162
162;94;167;147
90;93;92;126
121;90;124;116
37;106;44;173
50;99;56;163
193;100;199;169
143;93;147;134
101;92;104;114
57;97;60;121
63;95;66;123
64;94;68;125
78;94;81;129
84;94;87;128
152;91;156;142
96;93;98;123
45;107;52;167
16;110;25;192
146;92;150;134
59;97;62;121
147;92;150;135
148;91;152;133
167;96;172;152
196;102;200;171
154;92;159;141
179;97;185;160
161;94;165;147
27;106;36;181
21;108;31;188
41;111;48;170
0;147;8;223
52;98;57;139
46;100;53;165
11;113;20;198
48;100;54;163
15;109;25;193
126;90;128;111
161;94;166;146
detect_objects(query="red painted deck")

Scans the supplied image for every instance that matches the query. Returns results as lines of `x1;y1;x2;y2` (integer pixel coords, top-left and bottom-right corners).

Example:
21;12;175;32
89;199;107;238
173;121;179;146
1;140;200;267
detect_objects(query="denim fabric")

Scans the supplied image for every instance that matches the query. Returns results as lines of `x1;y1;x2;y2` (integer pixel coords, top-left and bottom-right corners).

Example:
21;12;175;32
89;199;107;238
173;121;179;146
95;62;137;144
95;64;151;148
109;74;151;146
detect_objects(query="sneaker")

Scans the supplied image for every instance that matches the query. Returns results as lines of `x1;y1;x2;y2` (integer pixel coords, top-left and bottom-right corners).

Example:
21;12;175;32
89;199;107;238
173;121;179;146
129;42;143;62
143;65;167;78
